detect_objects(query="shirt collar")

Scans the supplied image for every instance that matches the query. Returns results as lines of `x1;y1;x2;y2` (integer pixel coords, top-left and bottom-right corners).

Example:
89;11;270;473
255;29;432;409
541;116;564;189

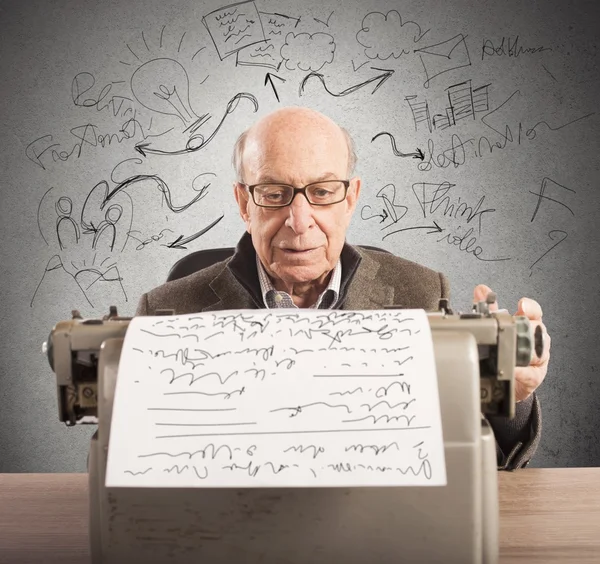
255;255;341;309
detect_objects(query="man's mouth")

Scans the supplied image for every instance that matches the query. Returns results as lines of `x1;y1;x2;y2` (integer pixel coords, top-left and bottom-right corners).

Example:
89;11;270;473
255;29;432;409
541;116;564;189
281;247;317;254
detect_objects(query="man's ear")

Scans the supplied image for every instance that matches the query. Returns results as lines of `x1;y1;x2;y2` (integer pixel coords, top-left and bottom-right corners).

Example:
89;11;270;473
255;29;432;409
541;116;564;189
233;182;251;231
345;177;362;214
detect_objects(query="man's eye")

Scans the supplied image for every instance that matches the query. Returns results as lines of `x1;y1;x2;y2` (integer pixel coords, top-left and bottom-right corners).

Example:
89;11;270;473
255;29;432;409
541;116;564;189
264;192;285;201
312;188;332;197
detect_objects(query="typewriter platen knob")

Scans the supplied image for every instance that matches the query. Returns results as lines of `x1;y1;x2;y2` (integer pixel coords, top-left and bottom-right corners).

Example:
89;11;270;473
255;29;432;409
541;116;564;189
534;325;544;358
515;316;533;367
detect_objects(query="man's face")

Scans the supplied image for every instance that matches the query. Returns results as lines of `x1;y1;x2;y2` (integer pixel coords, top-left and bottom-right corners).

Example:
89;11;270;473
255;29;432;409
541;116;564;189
234;112;361;288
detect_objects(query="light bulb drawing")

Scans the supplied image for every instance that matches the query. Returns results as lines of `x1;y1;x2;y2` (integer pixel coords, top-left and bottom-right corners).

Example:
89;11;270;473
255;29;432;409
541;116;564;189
130;58;199;126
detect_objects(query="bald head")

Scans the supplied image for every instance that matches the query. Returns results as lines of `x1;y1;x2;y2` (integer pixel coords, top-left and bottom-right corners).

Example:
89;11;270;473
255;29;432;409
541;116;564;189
232;107;356;183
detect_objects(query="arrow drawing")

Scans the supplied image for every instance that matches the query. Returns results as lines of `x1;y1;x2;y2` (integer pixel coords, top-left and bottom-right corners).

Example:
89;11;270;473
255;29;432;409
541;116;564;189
134;114;210;155
376;208;389;223
299;67;394;97
166;215;224;249
351;60;369;72
313;10;334;27
372;132;424;160
264;72;286;102
361;205;391;224
103;175;208;212
382;221;443;240
135;92;259;157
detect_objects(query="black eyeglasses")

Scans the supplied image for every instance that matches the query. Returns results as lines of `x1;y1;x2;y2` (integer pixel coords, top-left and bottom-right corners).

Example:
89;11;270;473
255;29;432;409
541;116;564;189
242;180;350;208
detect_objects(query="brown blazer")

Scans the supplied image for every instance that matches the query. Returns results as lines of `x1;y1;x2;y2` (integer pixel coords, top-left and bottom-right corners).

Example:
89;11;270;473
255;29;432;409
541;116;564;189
135;233;541;470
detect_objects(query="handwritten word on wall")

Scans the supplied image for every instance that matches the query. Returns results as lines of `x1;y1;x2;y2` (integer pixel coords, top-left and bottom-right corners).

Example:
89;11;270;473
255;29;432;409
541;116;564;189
106;309;446;487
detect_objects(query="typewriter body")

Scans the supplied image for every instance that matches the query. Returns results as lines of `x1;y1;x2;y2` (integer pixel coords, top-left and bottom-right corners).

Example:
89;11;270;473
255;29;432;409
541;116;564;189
46;297;536;564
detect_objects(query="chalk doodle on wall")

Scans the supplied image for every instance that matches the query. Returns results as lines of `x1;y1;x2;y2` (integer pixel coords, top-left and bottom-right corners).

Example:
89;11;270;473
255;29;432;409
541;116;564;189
414;34;472;89
23;0;596;312
134;92;259;157
404;79;492;133
299;68;394;98
130;58;201;128
237;12;301;70
528;177;575;275
26;15;261;310
202;1;268;60
31;162;225;308
356;10;431;61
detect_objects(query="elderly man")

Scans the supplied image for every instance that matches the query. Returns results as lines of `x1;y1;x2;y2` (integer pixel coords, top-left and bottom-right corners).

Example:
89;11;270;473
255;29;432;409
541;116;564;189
135;107;550;470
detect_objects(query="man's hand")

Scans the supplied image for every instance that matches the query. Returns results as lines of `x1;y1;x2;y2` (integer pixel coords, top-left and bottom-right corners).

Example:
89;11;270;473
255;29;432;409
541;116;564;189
474;284;551;402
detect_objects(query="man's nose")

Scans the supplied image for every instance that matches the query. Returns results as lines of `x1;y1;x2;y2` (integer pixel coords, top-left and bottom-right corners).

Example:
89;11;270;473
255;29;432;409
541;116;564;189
284;192;316;234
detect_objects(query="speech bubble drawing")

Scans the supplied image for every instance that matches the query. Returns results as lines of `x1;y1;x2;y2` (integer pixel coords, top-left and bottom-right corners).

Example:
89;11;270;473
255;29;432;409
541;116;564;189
280;32;336;72
356;10;429;60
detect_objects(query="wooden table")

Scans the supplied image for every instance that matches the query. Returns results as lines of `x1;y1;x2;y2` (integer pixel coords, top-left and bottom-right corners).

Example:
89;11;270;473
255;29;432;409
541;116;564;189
0;469;599;563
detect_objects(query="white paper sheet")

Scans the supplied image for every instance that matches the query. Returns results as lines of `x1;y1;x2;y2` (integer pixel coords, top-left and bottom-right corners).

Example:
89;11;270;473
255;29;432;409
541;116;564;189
106;309;447;487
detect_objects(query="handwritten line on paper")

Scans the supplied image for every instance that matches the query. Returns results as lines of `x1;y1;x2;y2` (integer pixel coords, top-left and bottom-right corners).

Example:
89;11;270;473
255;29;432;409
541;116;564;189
106;309;446;488
155;422;258;427
154;426;433;438
147;407;237;411
313;373;405;378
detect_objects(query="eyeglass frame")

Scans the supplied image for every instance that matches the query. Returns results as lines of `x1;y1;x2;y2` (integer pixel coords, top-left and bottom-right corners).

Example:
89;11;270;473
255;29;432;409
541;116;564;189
240;180;351;208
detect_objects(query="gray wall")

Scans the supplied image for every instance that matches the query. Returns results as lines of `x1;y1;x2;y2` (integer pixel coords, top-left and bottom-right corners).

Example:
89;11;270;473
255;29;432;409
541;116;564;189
0;0;598;472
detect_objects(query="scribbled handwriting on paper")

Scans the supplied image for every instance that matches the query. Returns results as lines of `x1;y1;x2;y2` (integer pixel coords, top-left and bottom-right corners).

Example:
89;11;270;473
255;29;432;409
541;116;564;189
106;310;446;488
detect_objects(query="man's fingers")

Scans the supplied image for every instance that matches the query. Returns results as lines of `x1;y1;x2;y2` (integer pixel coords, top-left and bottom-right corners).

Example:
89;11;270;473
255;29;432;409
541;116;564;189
517;297;543;320
515;331;550;399
473;284;499;311
473;284;492;302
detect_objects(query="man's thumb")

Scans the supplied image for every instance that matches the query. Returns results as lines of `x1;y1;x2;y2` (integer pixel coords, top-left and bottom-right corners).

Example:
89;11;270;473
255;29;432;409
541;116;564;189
474;284;494;303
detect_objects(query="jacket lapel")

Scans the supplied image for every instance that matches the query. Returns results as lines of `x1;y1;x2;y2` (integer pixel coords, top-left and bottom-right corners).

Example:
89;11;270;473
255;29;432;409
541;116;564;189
342;249;396;309
203;266;258;312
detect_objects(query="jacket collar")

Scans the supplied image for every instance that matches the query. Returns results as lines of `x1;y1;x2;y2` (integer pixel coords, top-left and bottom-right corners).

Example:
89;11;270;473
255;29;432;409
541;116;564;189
204;232;394;311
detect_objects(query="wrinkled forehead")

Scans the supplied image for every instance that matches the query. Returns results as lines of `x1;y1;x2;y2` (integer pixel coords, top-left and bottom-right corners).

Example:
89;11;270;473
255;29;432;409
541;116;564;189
242;115;349;181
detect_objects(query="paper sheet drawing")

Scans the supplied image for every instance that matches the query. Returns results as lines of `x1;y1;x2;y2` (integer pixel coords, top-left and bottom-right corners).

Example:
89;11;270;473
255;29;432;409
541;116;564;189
203;1;266;60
